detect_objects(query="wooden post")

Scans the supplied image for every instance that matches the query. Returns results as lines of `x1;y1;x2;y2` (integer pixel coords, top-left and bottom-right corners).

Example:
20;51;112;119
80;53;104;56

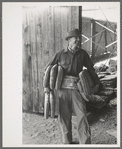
79;6;82;49
91;19;96;58
104;22;107;53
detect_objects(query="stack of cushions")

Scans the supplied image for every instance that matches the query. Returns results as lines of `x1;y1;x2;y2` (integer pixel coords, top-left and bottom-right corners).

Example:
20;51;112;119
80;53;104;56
43;64;64;90
79;69;95;95
43;64;64;119
50;64;58;90
78;69;109;108
55;65;64;90
43;65;53;88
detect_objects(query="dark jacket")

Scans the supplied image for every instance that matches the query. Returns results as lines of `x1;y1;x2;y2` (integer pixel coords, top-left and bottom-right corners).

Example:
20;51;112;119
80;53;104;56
45;47;99;85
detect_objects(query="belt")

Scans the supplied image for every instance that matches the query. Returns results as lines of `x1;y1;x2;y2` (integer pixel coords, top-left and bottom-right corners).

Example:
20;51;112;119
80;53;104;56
61;75;79;90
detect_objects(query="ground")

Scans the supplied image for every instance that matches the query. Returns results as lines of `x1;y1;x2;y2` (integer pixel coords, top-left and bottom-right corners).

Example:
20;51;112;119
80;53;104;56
22;97;117;145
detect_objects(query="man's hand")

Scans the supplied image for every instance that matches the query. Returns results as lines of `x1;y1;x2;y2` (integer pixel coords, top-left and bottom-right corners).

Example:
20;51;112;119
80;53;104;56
91;84;100;94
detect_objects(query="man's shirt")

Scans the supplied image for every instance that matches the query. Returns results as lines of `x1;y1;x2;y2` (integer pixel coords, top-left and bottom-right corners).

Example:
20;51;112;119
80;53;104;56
46;47;99;85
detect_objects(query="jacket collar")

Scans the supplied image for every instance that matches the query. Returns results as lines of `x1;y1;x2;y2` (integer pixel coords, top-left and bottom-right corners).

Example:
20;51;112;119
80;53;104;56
63;46;80;53
63;47;68;53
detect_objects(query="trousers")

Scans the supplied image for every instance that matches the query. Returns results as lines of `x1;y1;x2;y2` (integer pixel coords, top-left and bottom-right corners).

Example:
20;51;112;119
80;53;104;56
57;88;91;144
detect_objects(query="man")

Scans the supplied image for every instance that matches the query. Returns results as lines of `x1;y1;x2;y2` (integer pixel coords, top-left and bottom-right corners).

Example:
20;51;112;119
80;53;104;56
45;29;100;144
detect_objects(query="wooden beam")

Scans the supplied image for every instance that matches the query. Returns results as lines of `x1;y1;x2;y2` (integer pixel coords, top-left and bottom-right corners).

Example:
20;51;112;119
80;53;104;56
79;6;82;48
95;21;117;34
106;40;117;48
82;34;89;40
91;19;96;58
82;23;115;45
104;22;107;52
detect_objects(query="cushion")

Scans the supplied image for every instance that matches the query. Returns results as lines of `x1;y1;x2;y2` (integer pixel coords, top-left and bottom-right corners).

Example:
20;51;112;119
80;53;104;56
79;69;95;96
55;65;64;90
43;65;52;88
50;64;58;90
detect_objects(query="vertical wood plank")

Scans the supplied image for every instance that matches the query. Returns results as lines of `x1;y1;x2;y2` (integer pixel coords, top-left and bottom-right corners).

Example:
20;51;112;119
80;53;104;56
36;9;44;113
106;22;116;53
48;6;55;56
22;9;28;111
22;8;33;111
91;20;96;58
79;6;82;48
60;6;68;49
54;6;61;53
30;9;39;112
71;6;79;30
82;18;91;55
27;9;33;111
104;22;107;47
95;21;104;56
42;8;49;69
67;6;72;32
41;7;50;113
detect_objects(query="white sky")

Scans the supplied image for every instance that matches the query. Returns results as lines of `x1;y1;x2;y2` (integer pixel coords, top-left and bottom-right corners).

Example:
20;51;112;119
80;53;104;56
21;2;120;22
82;5;119;22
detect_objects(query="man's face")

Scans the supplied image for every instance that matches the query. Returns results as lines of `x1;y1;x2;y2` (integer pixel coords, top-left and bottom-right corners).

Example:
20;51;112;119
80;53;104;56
68;36;80;49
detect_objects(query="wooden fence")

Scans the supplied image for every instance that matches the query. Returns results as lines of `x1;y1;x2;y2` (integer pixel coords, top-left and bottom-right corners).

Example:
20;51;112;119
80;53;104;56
22;6;80;113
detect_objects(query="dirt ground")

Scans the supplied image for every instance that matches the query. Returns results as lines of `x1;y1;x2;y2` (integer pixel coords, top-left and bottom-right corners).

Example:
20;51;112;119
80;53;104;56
22;97;117;145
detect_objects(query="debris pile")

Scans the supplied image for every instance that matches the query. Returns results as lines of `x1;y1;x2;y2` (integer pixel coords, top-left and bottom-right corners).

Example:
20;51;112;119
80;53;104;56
88;58;117;109
97;59;117;90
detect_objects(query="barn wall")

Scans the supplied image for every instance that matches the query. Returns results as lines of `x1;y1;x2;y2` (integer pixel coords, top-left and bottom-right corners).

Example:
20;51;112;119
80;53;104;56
22;6;79;113
23;6;117;113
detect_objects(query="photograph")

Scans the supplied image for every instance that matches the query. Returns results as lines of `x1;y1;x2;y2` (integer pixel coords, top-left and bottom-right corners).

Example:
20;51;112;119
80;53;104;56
2;2;120;147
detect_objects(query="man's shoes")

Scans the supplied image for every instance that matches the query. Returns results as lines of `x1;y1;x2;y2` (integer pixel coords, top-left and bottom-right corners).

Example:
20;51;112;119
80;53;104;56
63;141;79;144
70;141;79;144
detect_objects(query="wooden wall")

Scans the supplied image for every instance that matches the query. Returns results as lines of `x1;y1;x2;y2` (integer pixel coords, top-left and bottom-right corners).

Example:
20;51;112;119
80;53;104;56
23;6;117;113
22;6;79;113
95;20;117;57
82;17;117;58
